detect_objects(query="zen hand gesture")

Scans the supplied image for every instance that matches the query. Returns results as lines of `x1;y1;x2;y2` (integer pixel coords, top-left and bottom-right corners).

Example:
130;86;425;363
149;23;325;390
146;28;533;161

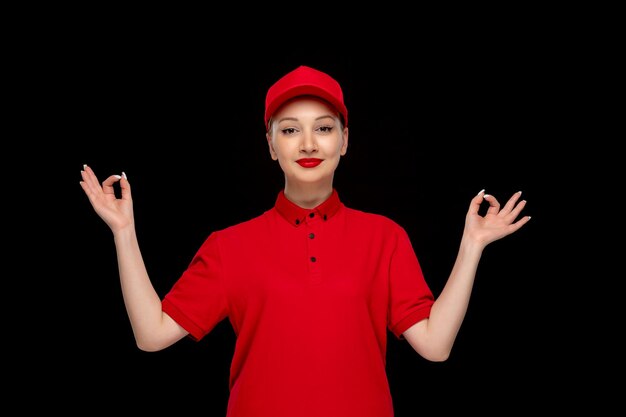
464;190;530;249
80;164;134;234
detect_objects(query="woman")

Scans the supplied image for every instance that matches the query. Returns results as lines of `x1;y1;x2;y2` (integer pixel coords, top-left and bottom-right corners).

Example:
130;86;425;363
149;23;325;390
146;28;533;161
79;65;530;416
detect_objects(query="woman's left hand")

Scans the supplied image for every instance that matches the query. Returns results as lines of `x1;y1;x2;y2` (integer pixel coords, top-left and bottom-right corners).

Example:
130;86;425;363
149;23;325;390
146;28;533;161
464;190;531;248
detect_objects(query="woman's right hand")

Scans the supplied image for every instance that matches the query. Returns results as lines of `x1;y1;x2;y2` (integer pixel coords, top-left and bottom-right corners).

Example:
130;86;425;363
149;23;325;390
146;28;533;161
80;164;134;234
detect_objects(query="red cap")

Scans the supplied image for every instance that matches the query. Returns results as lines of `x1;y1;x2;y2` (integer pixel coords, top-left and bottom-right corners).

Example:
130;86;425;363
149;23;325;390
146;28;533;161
264;65;348;129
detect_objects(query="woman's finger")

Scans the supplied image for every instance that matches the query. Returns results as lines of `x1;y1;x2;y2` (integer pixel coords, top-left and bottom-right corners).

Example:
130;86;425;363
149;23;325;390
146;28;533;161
80;165;102;197
81;164;112;199
101;174;122;196
119;172;132;201
508;214;532;233
506;198;528;222
499;191;523;215
82;164;101;189
483;193;501;216
467;189;486;215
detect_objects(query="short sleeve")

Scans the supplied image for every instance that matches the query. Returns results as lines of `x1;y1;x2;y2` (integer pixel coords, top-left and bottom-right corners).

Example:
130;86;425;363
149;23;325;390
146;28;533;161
162;232;229;341
388;227;434;340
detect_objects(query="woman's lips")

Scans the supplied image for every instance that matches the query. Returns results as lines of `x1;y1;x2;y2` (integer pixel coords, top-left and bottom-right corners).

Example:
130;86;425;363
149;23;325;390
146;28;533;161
296;158;323;168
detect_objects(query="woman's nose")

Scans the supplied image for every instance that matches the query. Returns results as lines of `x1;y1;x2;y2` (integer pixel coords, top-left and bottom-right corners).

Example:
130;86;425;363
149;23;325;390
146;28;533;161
300;131;318;153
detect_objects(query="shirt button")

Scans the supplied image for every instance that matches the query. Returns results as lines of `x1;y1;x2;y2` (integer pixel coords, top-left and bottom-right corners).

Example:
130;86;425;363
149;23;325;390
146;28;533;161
310;257;317;262
309;233;315;239
309;213;315;218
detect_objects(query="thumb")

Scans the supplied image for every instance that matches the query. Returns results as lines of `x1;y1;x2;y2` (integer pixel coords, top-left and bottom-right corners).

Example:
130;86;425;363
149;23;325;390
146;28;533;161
120;172;132;201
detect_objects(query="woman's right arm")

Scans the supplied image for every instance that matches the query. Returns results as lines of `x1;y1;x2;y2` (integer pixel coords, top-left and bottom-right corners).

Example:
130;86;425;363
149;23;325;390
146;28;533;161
80;165;188;351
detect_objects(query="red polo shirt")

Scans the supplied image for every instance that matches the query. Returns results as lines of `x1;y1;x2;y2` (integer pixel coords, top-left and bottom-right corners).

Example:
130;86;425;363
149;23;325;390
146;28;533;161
162;189;434;417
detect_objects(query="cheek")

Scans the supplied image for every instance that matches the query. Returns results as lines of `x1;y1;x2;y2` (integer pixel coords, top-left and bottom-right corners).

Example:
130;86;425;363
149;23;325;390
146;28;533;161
278;137;302;151
272;142;295;161
272;142;286;156
323;138;344;155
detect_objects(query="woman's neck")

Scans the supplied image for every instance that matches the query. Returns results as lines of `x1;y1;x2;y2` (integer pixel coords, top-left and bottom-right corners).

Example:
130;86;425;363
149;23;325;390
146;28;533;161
284;182;333;209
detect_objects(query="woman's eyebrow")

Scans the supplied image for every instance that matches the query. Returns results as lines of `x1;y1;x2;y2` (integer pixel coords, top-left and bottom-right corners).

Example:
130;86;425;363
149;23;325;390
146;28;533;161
277;117;299;123
277;115;335;123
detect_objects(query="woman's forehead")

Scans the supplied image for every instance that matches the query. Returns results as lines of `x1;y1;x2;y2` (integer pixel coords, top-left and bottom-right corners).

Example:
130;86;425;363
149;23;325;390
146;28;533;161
273;96;339;121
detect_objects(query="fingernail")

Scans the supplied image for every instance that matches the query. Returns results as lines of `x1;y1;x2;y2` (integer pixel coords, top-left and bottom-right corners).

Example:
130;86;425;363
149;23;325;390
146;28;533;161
483;194;491;199
527;216;532;220
517;190;522;195
122;172;127;179
114;175;122;179
477;189;485;195
83;164;87;170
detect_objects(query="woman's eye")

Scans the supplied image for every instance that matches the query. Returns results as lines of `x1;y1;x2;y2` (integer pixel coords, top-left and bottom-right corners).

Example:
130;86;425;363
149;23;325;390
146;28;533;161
281;128;297;135
317;126;333;133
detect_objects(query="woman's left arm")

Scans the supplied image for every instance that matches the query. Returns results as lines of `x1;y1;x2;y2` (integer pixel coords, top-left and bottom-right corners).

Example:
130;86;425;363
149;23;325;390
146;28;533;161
403;190;531;361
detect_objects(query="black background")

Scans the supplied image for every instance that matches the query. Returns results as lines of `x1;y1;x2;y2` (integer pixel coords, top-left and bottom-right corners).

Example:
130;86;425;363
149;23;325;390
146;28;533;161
20;21;601;415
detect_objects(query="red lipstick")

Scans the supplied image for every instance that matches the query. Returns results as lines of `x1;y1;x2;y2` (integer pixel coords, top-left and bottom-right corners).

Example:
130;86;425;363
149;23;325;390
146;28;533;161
296;158;323;168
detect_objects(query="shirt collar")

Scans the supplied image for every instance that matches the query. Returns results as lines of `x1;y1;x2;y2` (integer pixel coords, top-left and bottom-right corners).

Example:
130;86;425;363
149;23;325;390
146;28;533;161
274;189;342;227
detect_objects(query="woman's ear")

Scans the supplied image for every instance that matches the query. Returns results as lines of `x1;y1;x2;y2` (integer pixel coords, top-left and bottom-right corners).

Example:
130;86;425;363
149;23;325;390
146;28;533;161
340;127;349;156
266;132;278;161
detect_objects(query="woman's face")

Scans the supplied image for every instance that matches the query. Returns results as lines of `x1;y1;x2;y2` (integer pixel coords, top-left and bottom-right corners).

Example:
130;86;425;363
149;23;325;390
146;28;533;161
266;96;349;188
